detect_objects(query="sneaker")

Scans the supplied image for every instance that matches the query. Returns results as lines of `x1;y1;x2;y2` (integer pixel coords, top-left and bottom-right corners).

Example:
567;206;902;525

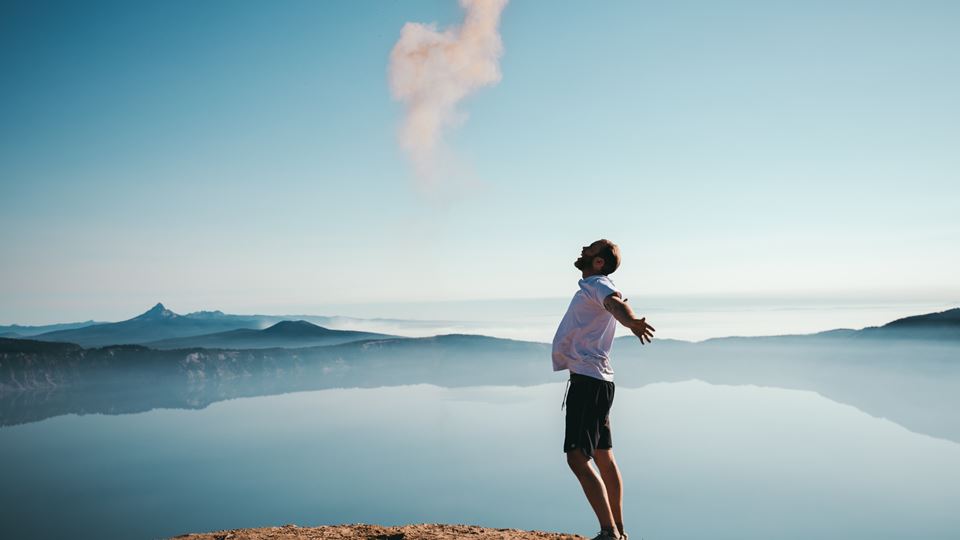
590;529;621;540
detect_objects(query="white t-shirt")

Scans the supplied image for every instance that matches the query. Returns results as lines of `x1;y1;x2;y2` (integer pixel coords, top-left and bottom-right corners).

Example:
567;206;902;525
552;274;622;382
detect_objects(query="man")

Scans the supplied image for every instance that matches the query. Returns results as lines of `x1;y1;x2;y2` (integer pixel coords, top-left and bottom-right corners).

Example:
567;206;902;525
552;239;655;540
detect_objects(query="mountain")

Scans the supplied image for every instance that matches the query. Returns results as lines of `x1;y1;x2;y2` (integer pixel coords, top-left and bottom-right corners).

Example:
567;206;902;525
144;320;396;350
0;320;101;337
695;307;960;344
20;302;960;349
861;307;960;340
23;304;426;348
182;310;227;319
133;302;179;320
30;303;266;347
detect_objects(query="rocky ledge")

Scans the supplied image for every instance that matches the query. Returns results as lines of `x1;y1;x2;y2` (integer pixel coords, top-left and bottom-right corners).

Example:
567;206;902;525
172;522;585;539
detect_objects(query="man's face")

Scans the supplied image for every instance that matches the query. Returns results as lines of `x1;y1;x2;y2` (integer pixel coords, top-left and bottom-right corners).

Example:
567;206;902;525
574;241;605;271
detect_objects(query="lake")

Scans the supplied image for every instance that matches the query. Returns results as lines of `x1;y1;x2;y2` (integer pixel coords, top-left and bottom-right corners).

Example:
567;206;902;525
2;378;958;540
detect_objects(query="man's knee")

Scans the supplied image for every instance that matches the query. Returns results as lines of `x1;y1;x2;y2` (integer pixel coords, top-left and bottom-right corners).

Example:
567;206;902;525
593;448;619;471
566;448;593;472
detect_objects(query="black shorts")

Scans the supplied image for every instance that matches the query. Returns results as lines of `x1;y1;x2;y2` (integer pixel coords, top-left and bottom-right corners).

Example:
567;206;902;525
562;372;615;459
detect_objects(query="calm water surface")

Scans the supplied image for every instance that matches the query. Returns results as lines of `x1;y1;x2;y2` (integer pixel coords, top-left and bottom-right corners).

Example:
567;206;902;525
2;380;958;540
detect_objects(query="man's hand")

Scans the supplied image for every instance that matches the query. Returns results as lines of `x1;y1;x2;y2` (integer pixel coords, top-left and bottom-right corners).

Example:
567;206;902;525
626;317;655;344
603;293;656;345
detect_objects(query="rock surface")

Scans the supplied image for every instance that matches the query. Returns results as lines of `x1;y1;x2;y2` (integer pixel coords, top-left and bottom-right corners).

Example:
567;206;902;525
172;523;585;540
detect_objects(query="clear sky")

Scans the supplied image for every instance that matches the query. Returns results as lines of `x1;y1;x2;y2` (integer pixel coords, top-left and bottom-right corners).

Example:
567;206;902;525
2;0;958;324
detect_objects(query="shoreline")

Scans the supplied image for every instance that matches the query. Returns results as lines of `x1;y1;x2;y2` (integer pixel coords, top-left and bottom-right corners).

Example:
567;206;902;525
172;523;585;539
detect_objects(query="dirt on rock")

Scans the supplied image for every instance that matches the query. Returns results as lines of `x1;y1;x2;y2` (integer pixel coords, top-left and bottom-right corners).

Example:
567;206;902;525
172;522;587;540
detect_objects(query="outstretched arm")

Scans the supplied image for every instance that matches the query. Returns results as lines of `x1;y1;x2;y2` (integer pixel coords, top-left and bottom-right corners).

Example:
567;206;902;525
603;293;656;344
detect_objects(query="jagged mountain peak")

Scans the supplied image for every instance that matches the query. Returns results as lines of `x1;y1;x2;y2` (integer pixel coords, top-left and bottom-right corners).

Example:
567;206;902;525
132;303;180;321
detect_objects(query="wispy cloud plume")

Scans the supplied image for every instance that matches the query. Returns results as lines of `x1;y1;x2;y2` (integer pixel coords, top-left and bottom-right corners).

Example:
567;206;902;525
388;0;508;194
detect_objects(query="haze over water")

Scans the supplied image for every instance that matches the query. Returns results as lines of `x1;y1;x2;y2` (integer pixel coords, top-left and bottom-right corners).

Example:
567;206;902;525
2;295;957;539
2;381;957;540
312;296;960;342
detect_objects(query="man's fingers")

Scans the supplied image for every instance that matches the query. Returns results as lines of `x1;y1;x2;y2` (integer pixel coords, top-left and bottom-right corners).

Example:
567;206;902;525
633;319;656;333
636;332;652;344
633;319;657;344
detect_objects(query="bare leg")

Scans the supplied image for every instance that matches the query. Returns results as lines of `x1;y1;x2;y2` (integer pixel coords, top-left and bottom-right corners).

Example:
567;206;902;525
566;449;617;534
594;448;624;534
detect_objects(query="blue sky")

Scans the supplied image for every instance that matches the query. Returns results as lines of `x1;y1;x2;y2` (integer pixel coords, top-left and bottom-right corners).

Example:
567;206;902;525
1;0;958;324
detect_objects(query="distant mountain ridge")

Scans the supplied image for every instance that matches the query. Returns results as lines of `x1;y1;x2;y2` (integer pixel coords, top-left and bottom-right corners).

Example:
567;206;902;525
0;320;103;338
873;308;960;339
27;303;402;348
29;303;264;347
689;307;960;344
19;303;960;349
144;319;395;350
263;320;335;335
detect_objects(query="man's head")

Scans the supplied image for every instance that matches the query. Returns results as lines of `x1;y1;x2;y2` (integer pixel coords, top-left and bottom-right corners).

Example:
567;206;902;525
574;239;621;277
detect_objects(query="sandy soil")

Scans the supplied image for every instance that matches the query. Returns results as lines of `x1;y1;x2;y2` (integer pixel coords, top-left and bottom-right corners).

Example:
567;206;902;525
171;522;587;540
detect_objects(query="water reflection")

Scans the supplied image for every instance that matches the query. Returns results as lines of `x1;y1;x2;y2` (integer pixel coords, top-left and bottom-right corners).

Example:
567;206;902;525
3;337;958;444
1;381;958;540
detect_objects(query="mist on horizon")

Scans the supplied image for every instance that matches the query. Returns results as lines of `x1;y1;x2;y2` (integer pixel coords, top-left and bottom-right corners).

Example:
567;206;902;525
3;295;957;343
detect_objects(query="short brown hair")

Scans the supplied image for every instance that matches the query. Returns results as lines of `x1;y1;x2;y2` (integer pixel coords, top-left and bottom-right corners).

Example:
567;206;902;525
596;240;620;275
